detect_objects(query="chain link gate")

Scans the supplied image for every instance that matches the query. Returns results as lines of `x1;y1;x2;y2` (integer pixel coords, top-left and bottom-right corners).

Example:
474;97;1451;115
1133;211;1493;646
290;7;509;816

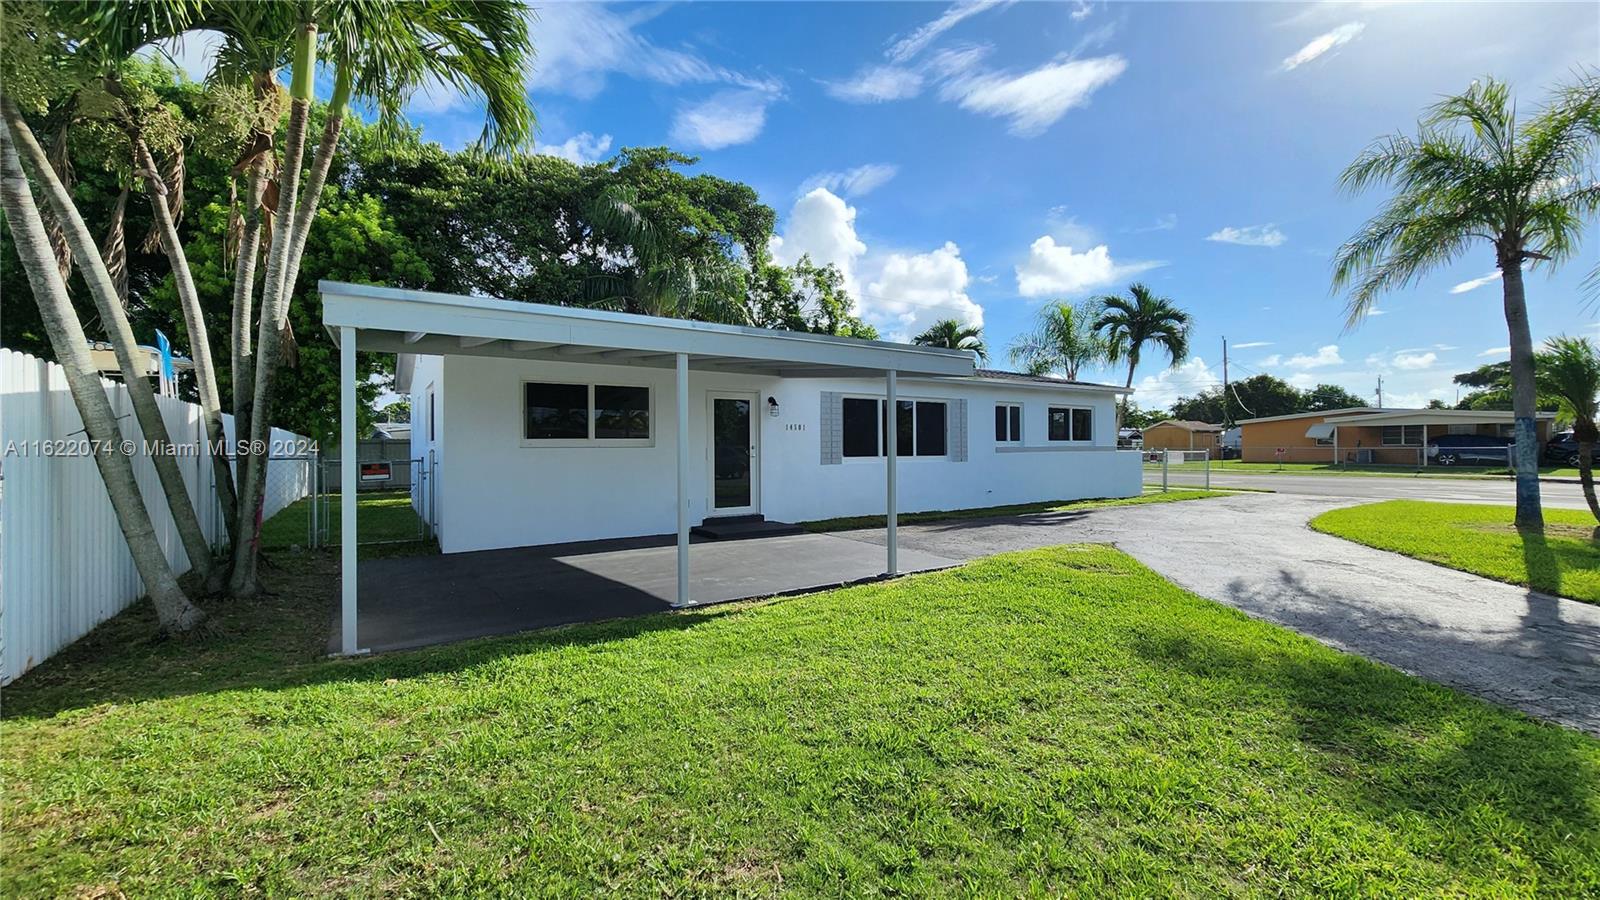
1142;449;1211;492
308;452;435;549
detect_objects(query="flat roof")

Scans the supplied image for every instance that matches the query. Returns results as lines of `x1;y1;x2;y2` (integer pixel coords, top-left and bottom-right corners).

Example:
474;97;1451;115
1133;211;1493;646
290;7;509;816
321;281;977;379
1236;407;1384;425
1323;408;1555;426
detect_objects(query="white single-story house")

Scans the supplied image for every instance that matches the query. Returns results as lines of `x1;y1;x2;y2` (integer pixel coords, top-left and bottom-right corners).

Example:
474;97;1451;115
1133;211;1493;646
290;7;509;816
323;281;1141;654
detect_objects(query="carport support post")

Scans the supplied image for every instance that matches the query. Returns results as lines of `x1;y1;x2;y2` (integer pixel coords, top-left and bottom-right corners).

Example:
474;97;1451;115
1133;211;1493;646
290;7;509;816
339;325;359;655
886;369;898;576
675;352;690;606
1421;424;1428;467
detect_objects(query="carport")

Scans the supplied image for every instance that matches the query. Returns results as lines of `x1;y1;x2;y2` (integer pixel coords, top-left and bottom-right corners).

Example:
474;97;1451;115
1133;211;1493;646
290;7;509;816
321;280;976;656
1319;408;1556;467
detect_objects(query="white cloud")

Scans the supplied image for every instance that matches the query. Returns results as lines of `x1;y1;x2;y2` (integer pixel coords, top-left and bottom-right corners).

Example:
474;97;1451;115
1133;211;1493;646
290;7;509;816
1232;341;1273;349
1206;224;1287;248
1014;236;1161;298
823;65;925;103
1133;357;1220;410
527;3;781;99
886;0;1008;63
535;132;613;165
1285;345;1344;369
1071;0;1094;21
937;51;1127;137
798;164;899;198
669;90;775;149
1129;212;1178;233
1479;346;1511;357
1392;351;1437;370
143;29;226;81
1281;22;1366;71
1450;270;1502;294
1260;354;1282;366
768;188;982;340
865;242;984;340
768;189;868;291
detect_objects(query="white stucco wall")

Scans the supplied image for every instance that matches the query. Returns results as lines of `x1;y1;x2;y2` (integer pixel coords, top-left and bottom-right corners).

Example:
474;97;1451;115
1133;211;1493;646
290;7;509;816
423;354;1141;553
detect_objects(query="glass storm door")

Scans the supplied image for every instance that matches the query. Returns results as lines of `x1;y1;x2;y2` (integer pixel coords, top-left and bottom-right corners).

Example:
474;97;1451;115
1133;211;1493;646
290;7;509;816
708;393;758;515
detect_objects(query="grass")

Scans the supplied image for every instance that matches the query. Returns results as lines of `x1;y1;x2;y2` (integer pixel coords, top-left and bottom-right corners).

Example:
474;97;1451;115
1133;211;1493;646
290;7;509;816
1311;500;1600;604
801;489;1226;532
1167;461;1581;479
5;546;1598;896
259;489;429;550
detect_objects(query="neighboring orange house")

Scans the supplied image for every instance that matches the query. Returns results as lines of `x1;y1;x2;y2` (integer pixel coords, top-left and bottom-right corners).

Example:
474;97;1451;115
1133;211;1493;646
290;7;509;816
1141;419;1222;454
1236;407;1555;465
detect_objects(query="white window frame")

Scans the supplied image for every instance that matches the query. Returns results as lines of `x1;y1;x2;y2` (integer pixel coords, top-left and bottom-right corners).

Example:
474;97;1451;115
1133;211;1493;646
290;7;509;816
1380;424;1424;446
995;402;1023;444
520;379;655;448
1047;405;1094;443
840;394;951;460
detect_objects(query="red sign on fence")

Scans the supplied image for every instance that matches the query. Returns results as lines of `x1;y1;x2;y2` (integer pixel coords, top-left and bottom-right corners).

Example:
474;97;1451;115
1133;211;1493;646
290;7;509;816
359;461;392;483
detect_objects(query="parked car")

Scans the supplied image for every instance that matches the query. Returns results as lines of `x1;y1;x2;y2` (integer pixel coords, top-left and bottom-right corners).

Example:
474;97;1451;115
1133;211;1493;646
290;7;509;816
1545;430;1580;464
1426;433;1515;466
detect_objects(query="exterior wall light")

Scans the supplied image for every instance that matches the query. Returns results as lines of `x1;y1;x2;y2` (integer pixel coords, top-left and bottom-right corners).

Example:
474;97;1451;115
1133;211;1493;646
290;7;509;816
767;396;780;417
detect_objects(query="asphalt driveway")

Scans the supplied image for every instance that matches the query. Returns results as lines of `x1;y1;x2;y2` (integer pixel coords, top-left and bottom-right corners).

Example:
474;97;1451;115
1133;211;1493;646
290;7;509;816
839;492;1600;734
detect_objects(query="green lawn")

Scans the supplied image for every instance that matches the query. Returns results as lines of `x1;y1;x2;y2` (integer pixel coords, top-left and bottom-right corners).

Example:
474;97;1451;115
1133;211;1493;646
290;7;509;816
259;489;429;550
1311;500;1600;604
6;546;1597;896
802;489;1226;532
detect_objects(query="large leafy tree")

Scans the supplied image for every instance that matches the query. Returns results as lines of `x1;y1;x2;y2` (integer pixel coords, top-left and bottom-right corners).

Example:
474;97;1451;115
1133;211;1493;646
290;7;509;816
1302;383;1369;412
1536;336;1600;521
748;253;875;337
913;318;987;360
1008;299;1106;380
1170;374;1305;424
1332;74;1600;529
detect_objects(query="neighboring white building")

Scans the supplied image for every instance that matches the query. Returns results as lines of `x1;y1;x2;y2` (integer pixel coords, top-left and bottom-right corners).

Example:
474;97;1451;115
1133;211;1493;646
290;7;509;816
323;281;1141;652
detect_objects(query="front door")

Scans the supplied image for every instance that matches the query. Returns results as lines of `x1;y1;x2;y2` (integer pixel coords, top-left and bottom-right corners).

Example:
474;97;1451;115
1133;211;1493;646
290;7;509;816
707;392;759;516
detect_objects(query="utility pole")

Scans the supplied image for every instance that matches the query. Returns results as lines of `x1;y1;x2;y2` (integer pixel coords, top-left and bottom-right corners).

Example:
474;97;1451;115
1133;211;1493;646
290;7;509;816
1221;336;1231;426
1376;374;1384;408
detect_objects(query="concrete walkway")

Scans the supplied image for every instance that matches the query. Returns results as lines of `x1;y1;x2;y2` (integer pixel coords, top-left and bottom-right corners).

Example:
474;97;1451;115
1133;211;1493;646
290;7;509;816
837;493;1600;735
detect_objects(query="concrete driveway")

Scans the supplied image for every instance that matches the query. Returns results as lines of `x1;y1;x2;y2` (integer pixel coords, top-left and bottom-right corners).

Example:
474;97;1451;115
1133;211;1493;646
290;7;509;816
839;492;1600;735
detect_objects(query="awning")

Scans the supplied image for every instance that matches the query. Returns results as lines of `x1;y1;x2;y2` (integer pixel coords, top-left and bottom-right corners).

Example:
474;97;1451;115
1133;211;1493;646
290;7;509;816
1305;423;1336;440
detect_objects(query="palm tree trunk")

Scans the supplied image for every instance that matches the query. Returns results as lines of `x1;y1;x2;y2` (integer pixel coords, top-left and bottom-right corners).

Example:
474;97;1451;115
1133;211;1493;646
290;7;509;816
1;95;217;579
134;137;238;560
1579;441;1600;523
1;117;204;633
231;155;265;521
229;23;317;596
1501;258;1545;530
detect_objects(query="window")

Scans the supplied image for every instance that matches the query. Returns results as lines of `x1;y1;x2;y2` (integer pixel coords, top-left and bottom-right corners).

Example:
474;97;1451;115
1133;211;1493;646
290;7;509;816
524;382;651;444
842;397;879;458
1381;424;1424;445
1048;406;1093;442
427;387;436;442
995;403;1021;443
841;397;948;458
594;386;650;439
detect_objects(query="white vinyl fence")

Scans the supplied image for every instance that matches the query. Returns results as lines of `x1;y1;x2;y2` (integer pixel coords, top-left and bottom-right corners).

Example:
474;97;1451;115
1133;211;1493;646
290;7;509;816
0;348;312;684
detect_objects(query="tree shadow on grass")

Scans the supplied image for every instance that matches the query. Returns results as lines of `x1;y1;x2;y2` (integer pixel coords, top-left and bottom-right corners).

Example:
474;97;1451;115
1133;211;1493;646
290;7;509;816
2;550;741;721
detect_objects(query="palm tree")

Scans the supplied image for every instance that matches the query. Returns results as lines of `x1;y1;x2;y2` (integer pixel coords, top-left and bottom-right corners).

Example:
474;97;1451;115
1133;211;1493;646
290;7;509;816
224;0;536;595
1536;336;1600;522
1093;283;1192;424
1008;300;1106;380
585;185;752;324
1333;74;1600;530
1;117;205;633
913;318;987;360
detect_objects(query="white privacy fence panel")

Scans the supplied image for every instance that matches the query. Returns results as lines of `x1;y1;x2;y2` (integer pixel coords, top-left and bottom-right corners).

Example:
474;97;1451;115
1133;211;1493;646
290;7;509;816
0;348;311;684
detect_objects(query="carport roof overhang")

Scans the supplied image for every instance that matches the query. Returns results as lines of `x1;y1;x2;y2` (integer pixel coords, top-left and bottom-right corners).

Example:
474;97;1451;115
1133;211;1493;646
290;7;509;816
1321;409;1557;427
320;280;977;379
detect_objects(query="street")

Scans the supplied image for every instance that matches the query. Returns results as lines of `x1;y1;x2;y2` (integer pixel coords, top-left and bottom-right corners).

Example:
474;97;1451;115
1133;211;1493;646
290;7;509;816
1197;472;1594;509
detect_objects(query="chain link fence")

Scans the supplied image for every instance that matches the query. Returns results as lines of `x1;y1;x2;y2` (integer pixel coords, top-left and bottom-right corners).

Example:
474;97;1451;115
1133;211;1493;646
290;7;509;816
252;450;437;551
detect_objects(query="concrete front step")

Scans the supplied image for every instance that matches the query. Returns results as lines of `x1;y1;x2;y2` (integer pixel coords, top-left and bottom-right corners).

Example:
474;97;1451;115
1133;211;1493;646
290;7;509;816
692;515;806;540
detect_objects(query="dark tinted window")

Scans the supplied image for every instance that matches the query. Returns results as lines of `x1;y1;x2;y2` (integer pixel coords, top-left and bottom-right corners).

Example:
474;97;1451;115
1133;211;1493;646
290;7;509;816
843;398;879;458
1009;405;1021;441
995;405;1008;441
526;383;588;439
594;385;650;439
1072;408;1092;442
896;400;914;455
916;401;947;456
1048;407;1070;441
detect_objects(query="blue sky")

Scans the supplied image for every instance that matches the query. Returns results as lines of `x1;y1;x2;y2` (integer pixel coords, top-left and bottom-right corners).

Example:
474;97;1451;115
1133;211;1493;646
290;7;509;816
176;1;1600;409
